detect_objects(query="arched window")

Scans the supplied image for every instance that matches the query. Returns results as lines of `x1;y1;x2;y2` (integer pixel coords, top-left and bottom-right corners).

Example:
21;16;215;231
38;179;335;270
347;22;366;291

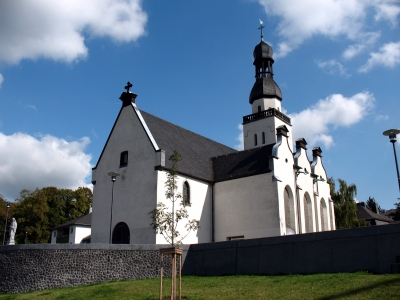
112;222;130;244
329;200;334;230
303;192;313;233
183;181;190;206
254;134;258;146
284;186;295;235
320;198;328;231
262;132;265;144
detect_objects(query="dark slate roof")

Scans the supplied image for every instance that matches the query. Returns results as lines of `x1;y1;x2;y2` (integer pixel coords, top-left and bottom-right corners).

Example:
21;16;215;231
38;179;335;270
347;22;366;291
51;213;92;230
140;110;237;182
212;144;274;182
249;77;282;103
356;204;393;223
253;41;273;60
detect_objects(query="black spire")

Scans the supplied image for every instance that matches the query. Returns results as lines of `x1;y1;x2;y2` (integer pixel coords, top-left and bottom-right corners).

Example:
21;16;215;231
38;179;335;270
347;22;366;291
249;23;282;104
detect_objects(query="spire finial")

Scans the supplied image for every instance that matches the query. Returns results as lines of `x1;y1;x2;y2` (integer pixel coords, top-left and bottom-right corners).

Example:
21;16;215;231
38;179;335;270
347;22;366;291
124;81;133;93
258;19;265;41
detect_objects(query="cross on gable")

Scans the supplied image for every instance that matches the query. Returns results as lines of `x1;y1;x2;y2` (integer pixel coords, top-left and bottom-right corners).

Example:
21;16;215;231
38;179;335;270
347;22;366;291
124;81;133;93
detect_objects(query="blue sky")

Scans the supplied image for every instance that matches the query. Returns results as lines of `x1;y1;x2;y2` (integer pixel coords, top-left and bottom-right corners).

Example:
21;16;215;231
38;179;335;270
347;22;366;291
0;0;399;210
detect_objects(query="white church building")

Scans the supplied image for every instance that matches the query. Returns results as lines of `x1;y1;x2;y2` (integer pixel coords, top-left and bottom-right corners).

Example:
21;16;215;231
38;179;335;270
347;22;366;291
91;36;335;245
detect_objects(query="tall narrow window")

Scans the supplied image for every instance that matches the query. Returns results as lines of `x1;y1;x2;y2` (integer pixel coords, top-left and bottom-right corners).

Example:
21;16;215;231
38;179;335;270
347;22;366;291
183;181;190;206
120;151;128;167
304;193;313;233
262;132;265;144
284;186;295;235
254;134;258;146
258;105;261;112
320;198;328;231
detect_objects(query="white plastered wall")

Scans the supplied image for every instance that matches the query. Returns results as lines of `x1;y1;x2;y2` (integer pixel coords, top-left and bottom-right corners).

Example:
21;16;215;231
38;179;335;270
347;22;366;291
251;97;282;113
271;134;298;236
311;154;335;231
214;173;281;241
69;226;91;244
243;117;293;152
51;230;57;244
91;104;160;244
294;147;316;233
155;171;211;245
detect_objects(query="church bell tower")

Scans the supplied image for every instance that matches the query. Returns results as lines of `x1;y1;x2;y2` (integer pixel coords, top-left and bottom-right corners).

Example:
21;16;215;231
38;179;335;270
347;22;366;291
242;23;292;150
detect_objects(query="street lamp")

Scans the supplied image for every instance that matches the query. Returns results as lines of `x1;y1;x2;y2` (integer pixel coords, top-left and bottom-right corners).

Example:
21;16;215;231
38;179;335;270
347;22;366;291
25;228;28;244
383;129;400;193
107;172;120;244
2;202;10;245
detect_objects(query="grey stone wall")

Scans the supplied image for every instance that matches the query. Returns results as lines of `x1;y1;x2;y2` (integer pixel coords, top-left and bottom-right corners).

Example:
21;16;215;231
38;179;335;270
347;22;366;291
182;223;400;276
0;244;188;294
1;224;400;294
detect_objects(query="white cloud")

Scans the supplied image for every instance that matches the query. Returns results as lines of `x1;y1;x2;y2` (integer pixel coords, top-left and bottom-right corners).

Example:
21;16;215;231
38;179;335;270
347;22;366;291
375;114;389;121
289;92;375;149
359;41;400;72
257;0;399;58
0;0;147;64
0;132;92;200
374;2;400;26
316;59;350;77
342;32;381;59
27;104;37;111
0;73;3;87
234;124;244;150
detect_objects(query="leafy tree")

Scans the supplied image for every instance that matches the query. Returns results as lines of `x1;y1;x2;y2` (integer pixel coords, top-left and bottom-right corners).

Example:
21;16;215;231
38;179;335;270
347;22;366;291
149;150;199;246
329;178;366;229
366;197;382;213
394;201;400;221
13;189;50;243
0;194;15;244
66;187;92;219
12;187;92;244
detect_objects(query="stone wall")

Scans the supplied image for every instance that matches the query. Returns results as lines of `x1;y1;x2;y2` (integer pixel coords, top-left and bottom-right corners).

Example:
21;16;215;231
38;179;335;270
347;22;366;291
1;224;400;294
0;244;188;294
182;223;400;276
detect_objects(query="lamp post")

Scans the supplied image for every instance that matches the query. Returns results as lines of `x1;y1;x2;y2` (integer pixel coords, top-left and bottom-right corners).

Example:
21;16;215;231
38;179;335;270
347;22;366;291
383;129;400;193
2;202;10;245
25;228;28;244
107;172;120;244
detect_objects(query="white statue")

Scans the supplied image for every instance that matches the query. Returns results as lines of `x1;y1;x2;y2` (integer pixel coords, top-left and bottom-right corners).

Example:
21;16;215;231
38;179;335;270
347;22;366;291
7;218;17;245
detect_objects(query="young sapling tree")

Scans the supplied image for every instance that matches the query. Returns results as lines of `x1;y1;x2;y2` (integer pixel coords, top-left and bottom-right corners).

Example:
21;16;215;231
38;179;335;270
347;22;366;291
149;150;199;246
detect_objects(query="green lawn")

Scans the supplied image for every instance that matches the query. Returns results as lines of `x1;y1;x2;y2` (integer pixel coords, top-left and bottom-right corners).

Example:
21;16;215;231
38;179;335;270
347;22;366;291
1;272;399;299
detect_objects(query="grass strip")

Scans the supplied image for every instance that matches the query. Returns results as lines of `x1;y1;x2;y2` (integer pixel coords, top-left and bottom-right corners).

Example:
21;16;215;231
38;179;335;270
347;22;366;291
0;272;399;300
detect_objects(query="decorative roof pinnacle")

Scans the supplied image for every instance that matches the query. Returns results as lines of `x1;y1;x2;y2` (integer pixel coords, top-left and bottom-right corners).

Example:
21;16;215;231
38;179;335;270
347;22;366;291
258;19;265;41
124;81;133;93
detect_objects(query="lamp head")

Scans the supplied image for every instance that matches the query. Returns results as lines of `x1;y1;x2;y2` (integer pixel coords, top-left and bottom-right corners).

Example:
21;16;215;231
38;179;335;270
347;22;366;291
107;172;120;182
383;129;400;143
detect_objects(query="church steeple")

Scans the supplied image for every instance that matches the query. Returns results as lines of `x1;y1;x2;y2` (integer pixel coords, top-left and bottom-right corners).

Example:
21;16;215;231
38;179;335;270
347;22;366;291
249;23;282;104
241;23;291;151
